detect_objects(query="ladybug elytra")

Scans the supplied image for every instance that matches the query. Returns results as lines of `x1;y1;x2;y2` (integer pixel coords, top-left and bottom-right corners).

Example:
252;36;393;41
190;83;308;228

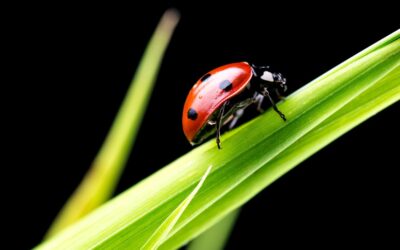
182;62;287;149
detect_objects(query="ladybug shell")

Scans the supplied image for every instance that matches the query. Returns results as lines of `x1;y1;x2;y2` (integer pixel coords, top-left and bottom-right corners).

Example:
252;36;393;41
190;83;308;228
182;62;253;144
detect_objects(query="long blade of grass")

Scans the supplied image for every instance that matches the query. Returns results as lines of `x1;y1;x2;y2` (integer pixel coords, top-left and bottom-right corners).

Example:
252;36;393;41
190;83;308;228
187;29;400;250
162;48;400;250
36;30;399;250
45;9;180;239
141;166;211;250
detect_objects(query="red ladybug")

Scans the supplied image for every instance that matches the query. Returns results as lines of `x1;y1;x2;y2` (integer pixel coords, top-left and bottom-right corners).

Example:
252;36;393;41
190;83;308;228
182;62;287;149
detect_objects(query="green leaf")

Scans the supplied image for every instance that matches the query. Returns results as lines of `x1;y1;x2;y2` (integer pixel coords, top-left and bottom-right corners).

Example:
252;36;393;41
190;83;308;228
44;9;180;239
36;30;400;250
141;166;212;250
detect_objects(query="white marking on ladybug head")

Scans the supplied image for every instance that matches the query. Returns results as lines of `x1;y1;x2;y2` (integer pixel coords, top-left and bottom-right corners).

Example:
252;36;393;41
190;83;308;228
261;71;274;82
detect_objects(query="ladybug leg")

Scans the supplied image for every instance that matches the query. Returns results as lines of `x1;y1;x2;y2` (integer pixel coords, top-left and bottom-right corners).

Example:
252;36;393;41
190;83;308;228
254;93;265;113
228;108;245;130
228;96;256;129
216;102;227;149
262;88;286;121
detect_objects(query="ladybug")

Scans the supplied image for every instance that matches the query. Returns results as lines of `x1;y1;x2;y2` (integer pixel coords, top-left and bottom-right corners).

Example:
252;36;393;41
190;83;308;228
182;62;287;149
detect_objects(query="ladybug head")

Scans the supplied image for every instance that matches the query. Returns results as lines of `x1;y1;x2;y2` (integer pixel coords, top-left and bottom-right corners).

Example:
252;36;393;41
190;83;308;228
273;72;287;92
251;64;287;92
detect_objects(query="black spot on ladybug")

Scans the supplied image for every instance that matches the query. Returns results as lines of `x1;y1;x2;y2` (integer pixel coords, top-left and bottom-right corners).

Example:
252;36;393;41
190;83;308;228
219;80;232;91
200;73;211;82
187;108;198;120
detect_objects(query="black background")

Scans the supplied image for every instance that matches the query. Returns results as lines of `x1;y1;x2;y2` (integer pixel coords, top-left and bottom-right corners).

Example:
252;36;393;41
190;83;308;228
5;2;399;249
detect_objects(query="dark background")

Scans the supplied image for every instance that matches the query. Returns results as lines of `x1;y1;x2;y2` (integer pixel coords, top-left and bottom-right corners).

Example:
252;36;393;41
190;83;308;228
6;2;399;249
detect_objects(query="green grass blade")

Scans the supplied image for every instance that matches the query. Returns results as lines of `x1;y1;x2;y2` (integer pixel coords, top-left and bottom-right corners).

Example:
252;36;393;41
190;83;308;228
162;51;400;250
161;35;400;249
36;30;399;250
44;9;180;239
161;34;400;249
187;209;240;250
141;166;212;250
185;29;400;250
